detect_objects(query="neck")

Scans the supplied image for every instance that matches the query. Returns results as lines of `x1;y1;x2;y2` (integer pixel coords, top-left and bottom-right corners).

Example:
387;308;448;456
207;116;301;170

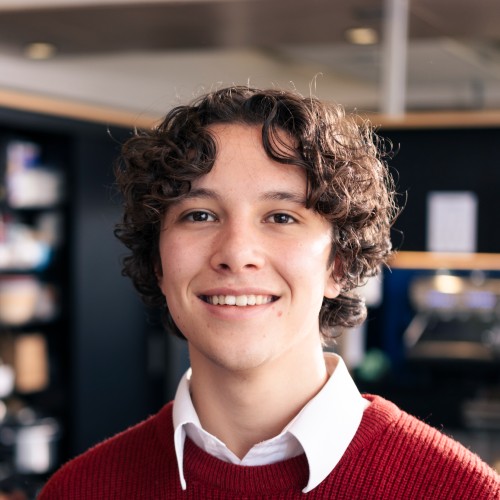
189;340;328;459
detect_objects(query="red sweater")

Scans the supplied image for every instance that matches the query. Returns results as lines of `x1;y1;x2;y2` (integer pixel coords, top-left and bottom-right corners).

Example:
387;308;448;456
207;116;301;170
39;395;499;499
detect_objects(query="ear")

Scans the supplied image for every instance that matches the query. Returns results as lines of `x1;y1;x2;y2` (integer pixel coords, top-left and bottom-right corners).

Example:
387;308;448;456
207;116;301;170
154;257;163;281
324;256;342;299
324;274;341;299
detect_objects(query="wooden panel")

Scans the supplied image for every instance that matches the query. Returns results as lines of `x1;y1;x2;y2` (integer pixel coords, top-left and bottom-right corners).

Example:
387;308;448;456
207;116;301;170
367;110;500;129
0;87;158;128
390;251;500;270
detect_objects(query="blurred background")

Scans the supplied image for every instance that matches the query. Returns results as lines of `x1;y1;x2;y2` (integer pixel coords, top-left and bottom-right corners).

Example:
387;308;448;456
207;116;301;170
0;0;499;497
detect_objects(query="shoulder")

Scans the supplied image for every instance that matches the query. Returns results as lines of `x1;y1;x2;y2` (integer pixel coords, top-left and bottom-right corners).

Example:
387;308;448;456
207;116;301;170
352;395;500;499
38;402;177;499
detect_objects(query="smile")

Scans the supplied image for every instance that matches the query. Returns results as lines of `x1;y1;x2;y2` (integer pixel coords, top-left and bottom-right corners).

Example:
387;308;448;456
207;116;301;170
201;294;277;306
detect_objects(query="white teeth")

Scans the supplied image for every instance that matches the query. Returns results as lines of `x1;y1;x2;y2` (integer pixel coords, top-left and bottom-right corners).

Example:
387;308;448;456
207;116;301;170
225;295;236;305
235;296;247;306
205;294;273;306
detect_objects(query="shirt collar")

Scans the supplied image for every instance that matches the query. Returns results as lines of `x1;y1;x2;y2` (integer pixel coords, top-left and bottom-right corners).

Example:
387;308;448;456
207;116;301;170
172;370;197;490
172;353;367;493
289;353;368;492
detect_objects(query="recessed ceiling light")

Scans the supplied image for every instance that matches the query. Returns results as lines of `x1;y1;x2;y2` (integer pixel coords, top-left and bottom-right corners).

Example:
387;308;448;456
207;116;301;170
24;42;57;60
345;27;378;45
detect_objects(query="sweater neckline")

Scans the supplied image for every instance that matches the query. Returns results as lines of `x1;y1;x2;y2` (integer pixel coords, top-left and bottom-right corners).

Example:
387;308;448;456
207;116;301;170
162;395;401;495
185;438;309;493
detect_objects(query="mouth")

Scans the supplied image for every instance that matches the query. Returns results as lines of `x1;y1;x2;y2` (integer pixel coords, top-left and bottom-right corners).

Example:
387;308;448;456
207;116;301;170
200;294;278;306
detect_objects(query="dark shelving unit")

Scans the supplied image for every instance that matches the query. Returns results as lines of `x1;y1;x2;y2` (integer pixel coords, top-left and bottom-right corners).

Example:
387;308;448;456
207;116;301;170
0;106;153;498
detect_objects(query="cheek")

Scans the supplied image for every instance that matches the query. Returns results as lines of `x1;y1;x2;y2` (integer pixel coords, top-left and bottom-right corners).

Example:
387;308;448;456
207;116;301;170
291;235;332;273
157;238;185;294
281;256;326;294
283;238;335;300
158;234;208;301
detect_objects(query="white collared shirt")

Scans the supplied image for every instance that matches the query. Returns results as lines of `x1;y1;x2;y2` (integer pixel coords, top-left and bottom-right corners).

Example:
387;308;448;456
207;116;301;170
173;353;369;493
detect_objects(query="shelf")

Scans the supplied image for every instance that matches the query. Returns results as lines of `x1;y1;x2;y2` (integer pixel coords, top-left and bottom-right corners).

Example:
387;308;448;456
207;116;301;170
389;251;500;271
365;109;500;129
3;87;500;132
0;87;158;129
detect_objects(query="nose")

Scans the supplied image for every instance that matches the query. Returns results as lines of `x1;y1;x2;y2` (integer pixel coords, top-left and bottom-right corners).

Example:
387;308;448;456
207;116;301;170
209;221;265;273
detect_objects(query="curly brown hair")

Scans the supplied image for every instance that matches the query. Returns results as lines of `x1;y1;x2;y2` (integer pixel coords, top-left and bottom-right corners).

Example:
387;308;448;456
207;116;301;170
114;85;397;342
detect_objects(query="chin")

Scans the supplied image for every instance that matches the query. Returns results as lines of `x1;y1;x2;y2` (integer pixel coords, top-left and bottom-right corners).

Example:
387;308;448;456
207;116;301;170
200;345;273;374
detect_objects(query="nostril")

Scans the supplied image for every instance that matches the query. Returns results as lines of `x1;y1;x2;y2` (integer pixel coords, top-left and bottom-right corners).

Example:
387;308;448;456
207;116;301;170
210;242;265;272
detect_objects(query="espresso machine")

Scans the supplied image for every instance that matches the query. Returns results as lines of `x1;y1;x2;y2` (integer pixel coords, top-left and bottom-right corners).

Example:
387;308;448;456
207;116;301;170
403;271;500;434
404;271;500;363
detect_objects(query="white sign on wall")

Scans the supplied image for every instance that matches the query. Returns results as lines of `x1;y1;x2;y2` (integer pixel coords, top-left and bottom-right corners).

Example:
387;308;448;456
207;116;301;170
426;191;478;253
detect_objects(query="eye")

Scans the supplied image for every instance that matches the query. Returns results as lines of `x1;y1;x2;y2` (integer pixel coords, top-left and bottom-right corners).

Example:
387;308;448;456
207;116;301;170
267;213;296;224
184;210;217;222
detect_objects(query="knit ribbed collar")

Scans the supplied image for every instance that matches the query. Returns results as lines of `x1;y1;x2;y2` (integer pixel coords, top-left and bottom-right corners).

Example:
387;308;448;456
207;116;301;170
172;353;368;493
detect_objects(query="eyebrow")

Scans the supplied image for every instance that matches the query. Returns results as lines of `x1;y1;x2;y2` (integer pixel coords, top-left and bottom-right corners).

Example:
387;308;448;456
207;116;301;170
183;188;220;200
183;188;306;206
261;190;306;206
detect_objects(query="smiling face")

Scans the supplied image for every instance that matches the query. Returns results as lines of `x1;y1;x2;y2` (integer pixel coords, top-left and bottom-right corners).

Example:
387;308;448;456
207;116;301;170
157;124;340;375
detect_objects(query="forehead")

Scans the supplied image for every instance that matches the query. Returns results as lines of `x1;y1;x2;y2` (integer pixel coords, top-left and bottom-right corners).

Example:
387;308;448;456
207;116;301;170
197;123;306;194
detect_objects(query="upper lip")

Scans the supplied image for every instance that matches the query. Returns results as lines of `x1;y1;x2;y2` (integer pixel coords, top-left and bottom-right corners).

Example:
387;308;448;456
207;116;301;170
198;287;279;297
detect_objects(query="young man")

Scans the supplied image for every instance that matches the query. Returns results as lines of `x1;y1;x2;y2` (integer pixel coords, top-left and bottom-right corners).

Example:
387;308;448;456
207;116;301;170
40;86;499;498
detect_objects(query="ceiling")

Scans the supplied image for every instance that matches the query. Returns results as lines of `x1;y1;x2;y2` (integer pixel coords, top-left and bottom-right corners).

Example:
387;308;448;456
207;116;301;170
0;0;500;117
